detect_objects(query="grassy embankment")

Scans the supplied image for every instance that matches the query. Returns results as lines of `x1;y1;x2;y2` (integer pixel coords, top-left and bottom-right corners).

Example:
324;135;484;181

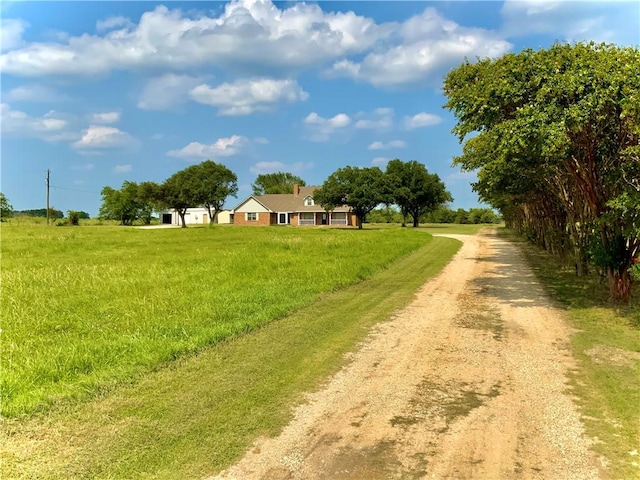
1;224;461;478
501;229;640;479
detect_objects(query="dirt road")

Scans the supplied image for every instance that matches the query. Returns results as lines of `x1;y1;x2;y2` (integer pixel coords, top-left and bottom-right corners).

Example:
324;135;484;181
212;230;604;480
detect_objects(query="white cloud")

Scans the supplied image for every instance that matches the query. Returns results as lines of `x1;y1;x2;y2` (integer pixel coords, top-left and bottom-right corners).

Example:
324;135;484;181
404;112;441;129
304;112;352;142
250;160;313;174
4;84;65;103
114;164;132;173
0;103;76;141
354;108;394;131
91;111;120;124
253;137;269;144
1;18;27;52
249;161;286;174
167;135;247;159
326;7;511;87
96;16;134;32
367;140;405;150
138;73;203;111
73;125;137;151
0;1;387;77
371;156;388;167
190;78;308;116
500;0;639;44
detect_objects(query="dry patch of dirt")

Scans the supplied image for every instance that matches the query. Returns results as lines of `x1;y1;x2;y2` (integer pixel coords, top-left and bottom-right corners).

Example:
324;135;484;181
212;229;605;480
585;345;640;367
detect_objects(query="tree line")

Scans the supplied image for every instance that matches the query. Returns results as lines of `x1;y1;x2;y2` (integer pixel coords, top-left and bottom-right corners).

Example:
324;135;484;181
367;206;500;225
99;159;451;230
443;42;640;302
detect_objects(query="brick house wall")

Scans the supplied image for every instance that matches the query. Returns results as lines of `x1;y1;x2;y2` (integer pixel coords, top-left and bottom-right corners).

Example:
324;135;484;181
233;211;273;226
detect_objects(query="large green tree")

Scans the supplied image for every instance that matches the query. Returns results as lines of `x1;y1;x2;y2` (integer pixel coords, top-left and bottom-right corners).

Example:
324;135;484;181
196;161;238;224
386;159;452;228
444;42;640;302
251;172;306;195
161;160;237;227
99;181;141;225
0;193;13;222
314;166;389;229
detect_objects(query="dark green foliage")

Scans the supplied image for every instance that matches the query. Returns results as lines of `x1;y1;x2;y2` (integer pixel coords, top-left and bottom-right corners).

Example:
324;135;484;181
252;172;306;195
444;42;640;302
314;166;389;229
386;159;452;228
13;208;65;219
160;160;238;227
67;210;82;226
0;193;14;221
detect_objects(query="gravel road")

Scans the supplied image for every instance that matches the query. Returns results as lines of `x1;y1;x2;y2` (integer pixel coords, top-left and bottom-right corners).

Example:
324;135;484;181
212;229;605;480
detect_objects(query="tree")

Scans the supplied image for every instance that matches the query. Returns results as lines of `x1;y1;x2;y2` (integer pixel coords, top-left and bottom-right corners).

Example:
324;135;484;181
196;161;238;224
0;193;13;221
314;166;389;229
252;172;306;195
99;182;140;225
66;210;81;226
444;42;640;302
160;160;238;227
386;159;452;228
137;181;162;225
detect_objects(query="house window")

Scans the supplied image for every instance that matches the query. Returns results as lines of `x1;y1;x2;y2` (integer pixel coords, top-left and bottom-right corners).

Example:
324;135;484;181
304;196;314;206
246;212;258;221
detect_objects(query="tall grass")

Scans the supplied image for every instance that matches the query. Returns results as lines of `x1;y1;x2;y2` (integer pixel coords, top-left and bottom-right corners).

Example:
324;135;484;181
1;232;461;479
1;225;430;417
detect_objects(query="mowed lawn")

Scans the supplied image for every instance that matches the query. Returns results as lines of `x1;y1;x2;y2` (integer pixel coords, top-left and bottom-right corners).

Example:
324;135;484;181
1;224;434;417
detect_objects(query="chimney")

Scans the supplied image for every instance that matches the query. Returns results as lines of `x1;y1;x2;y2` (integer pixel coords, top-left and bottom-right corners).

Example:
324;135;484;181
293;183;299;196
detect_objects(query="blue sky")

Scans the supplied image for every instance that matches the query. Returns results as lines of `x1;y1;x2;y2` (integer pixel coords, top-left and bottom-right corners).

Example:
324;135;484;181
1;0;638;216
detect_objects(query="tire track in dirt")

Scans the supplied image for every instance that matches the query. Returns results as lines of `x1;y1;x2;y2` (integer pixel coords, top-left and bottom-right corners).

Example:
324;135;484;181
211;229;605;480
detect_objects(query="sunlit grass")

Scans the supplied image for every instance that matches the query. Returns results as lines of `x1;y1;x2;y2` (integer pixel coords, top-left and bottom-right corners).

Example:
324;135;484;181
1;224;432;417
1;230;461;479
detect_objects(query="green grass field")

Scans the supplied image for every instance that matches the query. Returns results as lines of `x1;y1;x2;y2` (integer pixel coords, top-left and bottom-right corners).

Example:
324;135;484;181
1;224;462;478
501;229;640;479
1;224;441;417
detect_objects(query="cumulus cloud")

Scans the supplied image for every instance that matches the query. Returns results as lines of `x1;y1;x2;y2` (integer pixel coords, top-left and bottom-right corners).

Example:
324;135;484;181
190;78;308;116
96;16;134;32
354;107;394;131
0;103;76;141
304;112;352;142
114;164;132;173
167;135;247;159
73;125;137;151
326;7;511;87
91;111;120;124
0;1;386;77
1;18;27;52
138;73;203;111
4;84;66;103
403;112;441;129
367;140;405;150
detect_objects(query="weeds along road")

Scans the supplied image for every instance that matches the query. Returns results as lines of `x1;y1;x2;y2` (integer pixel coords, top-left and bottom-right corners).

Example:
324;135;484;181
212;229;604;480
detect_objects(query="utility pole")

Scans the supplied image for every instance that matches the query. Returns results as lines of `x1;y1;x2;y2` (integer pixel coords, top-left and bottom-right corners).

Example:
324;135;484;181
46;169;50;226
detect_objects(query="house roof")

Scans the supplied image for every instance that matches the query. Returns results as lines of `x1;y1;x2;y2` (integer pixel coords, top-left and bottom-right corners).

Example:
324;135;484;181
232;186;351;213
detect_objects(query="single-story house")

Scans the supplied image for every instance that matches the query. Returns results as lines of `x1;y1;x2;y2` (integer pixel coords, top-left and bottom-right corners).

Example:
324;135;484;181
232;185;357;226
159;208;233;225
